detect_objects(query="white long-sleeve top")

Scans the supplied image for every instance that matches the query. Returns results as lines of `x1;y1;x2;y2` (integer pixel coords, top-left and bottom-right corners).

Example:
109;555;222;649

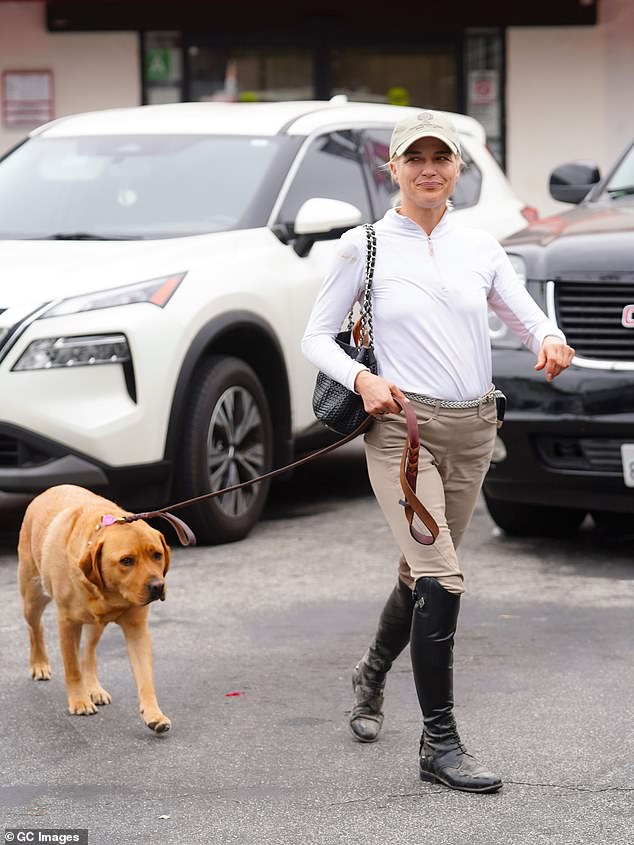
301;208;565;402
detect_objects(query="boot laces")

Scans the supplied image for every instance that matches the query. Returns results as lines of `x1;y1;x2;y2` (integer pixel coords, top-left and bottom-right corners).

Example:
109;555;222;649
420;730;471;757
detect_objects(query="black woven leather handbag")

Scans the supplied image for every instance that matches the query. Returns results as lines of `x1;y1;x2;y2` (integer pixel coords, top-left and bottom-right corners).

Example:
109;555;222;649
312;224;377;435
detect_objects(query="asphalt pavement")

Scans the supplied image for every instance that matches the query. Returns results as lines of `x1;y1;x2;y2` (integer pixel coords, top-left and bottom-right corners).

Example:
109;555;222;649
1;442;633;844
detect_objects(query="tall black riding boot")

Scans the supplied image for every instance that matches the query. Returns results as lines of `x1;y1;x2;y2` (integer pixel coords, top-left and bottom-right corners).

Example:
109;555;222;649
410;577;502;793
350;578;414;742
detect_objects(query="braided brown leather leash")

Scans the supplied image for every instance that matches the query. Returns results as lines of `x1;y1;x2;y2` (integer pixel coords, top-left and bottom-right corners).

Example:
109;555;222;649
117;397;439;548
395;398;439;546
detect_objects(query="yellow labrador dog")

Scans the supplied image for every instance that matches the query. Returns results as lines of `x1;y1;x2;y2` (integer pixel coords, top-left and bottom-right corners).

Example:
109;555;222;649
18;484;171;733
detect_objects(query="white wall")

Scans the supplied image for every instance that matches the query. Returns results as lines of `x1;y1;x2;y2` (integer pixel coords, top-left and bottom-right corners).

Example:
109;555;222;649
507;0;634;218
0;1;139;155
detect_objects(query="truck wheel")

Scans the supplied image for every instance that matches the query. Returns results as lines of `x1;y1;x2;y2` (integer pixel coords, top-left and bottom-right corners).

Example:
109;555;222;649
483;492;586;537
590;511;634;534
174;356;273;544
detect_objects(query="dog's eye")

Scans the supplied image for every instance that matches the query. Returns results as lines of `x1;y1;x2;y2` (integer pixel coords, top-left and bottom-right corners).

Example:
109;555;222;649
119;557;135;567
152;551;163;561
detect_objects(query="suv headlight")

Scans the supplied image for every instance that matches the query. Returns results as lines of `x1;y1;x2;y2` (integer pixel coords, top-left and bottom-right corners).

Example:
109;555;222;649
489;254;527;348
13;333;130;371
40;272;187;318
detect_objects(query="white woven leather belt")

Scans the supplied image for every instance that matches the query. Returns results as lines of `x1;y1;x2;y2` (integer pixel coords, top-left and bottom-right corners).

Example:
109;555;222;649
404;387;499;409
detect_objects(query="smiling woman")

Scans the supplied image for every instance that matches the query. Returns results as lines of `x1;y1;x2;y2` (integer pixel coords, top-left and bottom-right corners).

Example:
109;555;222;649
302;108;574;795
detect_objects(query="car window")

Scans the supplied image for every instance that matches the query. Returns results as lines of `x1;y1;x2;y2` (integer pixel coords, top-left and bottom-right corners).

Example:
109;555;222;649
451;148;482;210
277;131;372;225
360;128;397;218
0;134;291;239
603;143;634;202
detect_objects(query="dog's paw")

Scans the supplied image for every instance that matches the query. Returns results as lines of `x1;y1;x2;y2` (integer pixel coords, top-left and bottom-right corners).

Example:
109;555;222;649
144;712;171;734
68;696;98;716
89;686;112;706
30;662;52;681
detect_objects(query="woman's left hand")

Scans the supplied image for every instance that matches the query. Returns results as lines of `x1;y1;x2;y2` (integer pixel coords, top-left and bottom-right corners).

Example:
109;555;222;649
534;336;575;381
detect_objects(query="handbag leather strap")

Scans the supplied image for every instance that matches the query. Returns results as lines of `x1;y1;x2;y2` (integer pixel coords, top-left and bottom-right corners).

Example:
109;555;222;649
118;396;438;548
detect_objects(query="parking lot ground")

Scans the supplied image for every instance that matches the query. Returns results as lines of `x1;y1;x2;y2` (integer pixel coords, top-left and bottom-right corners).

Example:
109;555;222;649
1;443;633;844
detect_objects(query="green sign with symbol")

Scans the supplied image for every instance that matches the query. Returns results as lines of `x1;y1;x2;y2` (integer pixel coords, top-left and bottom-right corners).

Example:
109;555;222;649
145;49;172;83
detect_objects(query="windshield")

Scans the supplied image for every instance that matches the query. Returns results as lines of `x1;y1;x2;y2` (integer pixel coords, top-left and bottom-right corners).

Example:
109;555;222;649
603;143;634;202
0;134;289;239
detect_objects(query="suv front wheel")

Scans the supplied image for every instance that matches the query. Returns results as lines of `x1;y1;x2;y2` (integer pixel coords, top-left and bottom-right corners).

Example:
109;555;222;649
174;355;273;544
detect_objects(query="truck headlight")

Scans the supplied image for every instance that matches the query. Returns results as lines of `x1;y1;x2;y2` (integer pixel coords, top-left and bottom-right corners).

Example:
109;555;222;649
40;272;186;318
489;254;528;349
13;333;130;371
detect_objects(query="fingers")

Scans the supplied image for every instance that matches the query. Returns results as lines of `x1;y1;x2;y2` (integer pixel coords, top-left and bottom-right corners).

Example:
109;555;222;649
356;372;406;417
535;341;576;381
386;384;410;415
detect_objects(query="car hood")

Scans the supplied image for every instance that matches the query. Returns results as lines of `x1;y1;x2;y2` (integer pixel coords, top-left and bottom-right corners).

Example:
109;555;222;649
503;204;634;278
0;231;239;310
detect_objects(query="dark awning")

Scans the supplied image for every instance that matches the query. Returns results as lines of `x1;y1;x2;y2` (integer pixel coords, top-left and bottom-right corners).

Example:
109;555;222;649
41;0;597;34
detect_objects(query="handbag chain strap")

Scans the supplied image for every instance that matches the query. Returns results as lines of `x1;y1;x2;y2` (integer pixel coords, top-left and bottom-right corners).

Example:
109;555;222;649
347;223;376;348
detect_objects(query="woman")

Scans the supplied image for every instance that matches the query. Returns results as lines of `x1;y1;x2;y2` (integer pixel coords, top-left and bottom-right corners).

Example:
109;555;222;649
301;110;575;794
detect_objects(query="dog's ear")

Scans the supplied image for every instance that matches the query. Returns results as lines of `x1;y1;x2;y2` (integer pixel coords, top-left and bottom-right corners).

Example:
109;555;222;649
78;540;105;590
160;534;171;576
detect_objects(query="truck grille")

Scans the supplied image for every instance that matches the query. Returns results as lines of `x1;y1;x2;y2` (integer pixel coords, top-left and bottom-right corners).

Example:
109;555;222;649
554;281;634;361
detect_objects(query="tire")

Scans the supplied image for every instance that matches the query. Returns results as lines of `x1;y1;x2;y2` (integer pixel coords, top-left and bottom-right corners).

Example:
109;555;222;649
483;492;586;537
174;355;273;545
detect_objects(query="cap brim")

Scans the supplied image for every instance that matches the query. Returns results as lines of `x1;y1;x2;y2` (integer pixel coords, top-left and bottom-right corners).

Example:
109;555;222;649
392;130;460;159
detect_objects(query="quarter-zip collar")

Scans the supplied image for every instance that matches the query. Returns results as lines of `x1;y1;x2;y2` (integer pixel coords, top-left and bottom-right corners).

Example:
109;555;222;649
387;206;454;237
386;206;454;255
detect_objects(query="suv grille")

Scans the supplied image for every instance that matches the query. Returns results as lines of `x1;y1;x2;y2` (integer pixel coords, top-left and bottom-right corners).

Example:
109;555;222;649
554;281;634;361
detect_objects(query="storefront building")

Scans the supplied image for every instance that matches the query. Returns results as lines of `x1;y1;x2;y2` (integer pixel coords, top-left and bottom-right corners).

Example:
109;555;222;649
1;0;633;216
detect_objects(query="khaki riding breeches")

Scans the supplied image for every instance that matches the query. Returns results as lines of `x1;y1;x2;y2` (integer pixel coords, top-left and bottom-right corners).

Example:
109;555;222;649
364;395;498;595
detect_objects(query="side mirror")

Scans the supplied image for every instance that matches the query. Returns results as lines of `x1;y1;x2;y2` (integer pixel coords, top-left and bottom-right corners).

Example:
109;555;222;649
294;198;363;235
549;161;601;204
291;198;363;256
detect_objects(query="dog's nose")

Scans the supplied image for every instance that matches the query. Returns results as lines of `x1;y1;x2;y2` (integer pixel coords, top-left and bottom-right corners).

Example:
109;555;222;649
147;578;165;602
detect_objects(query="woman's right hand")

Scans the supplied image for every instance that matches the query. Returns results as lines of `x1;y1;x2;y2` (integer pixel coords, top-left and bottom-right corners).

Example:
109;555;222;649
354;370;408;418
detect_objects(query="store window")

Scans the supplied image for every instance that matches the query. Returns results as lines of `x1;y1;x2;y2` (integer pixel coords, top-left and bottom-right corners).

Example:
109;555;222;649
465;29;504;166
331;48;457;111
187;47;313;102
143;32;183;105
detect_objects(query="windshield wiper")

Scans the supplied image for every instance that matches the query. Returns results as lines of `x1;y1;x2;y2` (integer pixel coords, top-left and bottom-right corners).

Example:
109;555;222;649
42;232;142;241
606;185;634;199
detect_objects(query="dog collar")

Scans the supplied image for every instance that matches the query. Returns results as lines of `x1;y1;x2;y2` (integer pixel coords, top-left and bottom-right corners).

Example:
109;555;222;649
92;510;196;547
100;514;126;527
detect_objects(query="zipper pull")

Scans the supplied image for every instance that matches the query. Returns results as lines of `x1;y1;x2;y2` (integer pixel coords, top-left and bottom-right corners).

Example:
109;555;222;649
427;236;434;256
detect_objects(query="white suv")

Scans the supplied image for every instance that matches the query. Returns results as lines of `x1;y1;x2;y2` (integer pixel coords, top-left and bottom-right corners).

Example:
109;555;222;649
0;99;533;543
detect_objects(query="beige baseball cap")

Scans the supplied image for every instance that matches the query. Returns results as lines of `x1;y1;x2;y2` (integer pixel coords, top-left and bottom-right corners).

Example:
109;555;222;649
389;110;461;160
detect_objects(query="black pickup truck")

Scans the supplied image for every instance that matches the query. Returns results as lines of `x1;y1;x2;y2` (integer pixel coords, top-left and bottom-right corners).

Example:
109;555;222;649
484;141;634;535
